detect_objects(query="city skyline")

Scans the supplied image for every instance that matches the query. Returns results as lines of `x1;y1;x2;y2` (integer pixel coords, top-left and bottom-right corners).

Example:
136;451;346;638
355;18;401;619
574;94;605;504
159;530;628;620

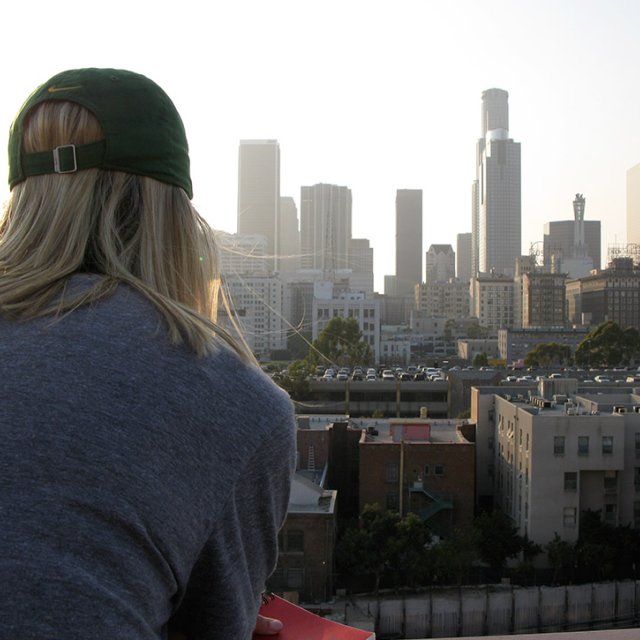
1;1;639;292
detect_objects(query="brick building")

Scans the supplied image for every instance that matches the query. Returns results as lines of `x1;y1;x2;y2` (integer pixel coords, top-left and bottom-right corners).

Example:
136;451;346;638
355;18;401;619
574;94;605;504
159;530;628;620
358;419;475;536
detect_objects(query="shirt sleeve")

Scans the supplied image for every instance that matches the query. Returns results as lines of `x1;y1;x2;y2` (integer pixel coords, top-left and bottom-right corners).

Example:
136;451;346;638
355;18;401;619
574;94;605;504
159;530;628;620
168;396;296;640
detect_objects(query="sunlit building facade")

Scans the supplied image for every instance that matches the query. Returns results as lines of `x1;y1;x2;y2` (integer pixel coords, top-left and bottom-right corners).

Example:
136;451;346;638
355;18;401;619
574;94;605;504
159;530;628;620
474;89;521;277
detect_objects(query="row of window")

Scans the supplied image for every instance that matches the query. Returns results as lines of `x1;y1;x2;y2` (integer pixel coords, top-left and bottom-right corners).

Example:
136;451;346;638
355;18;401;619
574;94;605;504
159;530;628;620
563;471;618;492
386;463;445;482
554;435;614;456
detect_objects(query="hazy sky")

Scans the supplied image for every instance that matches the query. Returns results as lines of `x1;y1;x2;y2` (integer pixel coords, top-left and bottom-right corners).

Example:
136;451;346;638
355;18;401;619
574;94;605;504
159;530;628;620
2;0;639;291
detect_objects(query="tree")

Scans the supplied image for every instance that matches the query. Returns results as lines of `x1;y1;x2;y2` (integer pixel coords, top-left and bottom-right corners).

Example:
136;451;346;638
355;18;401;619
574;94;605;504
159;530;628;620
287;330;312;361
545;533;577;584
335;505;435;593
474;510;529;577
524;342;573;368
467;322;489;339
472;352;489;367
274;359;311;401
335;503;401;594
575;321;640;368
306;317;372;368
430;526;479;585
390;512;433;587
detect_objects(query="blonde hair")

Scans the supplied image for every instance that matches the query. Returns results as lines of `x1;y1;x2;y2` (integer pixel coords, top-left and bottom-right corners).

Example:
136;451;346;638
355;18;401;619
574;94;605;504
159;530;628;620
1;101;252;360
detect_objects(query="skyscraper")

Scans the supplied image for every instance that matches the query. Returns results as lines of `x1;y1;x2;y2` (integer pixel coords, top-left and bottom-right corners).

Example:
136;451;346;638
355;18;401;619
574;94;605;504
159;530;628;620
473;89;521;276
425;244;455;283
300;183;352;275
237;140;280;271
457;232;472;282
395;189;423;296
543;194;601;276
278;196;300;273
627;163;640;246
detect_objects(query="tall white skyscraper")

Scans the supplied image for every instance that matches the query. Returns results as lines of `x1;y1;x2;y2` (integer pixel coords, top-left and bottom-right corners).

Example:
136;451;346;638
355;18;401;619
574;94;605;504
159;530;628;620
473;89;521;276
237;140;280;271
300;183;352;275
395;189;423;295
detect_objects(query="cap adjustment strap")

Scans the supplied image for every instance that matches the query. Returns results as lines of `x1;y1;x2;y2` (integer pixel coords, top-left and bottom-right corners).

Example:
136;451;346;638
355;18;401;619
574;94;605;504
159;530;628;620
53;145;77;173
20;140;107;179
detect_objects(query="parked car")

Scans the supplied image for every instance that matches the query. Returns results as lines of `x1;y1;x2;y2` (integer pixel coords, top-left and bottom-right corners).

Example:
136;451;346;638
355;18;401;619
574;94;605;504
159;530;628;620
381;369;396;381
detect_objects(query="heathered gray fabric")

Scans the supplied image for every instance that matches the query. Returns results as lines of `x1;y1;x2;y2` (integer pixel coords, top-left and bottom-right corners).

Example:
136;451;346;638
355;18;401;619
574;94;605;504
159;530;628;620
0;280;296;639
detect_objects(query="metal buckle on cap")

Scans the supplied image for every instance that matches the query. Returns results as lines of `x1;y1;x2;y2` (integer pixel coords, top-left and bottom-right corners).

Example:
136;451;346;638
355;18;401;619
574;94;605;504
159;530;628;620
53;144;78;174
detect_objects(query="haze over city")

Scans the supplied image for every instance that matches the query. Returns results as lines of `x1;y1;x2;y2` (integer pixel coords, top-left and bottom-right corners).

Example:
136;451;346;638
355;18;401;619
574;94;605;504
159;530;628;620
2;0;639;291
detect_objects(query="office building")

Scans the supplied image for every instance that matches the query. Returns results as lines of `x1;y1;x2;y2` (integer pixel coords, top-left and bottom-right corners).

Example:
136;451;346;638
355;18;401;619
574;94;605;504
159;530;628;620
570;257;640;330
278;196;300;273
348;238;374;297
498;326;589;364
628;163;640;246
217;232;268;277
312;285;380;364
470;272;515;330
425;244;455;284
395;189;423;295
220;275;285;358
416;280;470;320
237;140;280;271
521;272;567;328
543;194;601;276
300;184;352;275
473;89;521;276
457;232;472;283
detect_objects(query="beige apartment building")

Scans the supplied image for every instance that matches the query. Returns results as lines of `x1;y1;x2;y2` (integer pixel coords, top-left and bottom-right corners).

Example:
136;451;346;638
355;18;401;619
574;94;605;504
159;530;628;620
472;381;640;554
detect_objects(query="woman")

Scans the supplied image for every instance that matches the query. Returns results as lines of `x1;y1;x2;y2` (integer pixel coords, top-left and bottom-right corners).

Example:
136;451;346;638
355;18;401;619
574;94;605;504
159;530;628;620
1;68;295;639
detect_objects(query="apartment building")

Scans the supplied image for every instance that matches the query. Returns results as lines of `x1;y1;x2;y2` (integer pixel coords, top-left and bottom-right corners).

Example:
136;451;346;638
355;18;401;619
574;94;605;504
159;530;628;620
472;382;640;552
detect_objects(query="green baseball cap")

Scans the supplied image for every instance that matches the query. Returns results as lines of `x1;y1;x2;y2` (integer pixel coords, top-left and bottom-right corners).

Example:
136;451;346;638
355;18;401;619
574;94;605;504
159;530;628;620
8;68;193;198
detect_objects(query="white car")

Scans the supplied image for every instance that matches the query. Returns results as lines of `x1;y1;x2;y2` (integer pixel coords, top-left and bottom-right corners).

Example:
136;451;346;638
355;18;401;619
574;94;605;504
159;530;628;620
381;369;396;381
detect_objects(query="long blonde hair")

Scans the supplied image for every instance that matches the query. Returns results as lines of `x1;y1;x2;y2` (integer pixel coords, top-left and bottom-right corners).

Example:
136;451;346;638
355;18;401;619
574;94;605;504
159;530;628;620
1;101;252;360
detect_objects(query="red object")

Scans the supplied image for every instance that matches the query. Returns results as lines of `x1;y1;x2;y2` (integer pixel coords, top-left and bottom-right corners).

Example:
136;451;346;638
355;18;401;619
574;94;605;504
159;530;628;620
253;594;375;639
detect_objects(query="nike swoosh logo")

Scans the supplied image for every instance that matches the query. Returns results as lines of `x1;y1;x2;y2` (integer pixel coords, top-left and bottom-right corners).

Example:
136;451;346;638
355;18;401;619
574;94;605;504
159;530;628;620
47;85;82;93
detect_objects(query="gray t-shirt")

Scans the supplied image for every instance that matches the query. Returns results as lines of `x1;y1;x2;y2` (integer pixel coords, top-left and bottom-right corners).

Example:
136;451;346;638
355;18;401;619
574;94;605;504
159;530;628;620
0;281;296;639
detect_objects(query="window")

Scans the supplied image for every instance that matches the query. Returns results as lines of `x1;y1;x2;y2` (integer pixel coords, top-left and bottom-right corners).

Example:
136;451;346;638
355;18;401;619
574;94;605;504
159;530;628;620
604;472;617;494
286;568;305;590
488;437;494;451
423;464;430;476
578;436;589;455
434;464;444;476
286;530;304;552
386;492;399;511
563;507;577;526
635;467;640;489
564;472;577;491
386;462;399;483
635;432;640;457
554;436;565;455
602;436;614;455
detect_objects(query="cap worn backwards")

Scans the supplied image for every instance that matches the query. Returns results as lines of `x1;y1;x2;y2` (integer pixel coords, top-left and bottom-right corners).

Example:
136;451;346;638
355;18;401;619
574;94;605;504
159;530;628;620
7;68;193;198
